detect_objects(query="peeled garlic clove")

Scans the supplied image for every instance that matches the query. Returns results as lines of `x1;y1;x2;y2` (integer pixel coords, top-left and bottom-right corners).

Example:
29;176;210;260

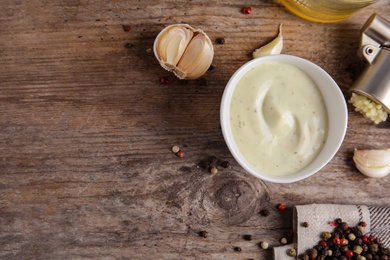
253;24;283;59
353;148;390;178
153;24;214;80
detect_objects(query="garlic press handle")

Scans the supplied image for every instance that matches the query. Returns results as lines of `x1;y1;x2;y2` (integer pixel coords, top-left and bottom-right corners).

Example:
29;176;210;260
359;14;390;64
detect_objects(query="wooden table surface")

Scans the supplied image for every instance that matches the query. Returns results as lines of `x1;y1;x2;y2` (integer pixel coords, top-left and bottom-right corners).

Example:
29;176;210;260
1;0;389;259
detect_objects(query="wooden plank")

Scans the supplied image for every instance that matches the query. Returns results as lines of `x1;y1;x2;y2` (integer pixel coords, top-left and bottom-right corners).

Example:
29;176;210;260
0;0;389;259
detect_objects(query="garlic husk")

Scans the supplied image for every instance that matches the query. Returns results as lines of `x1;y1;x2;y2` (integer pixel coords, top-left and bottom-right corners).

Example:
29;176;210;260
353;148;390;178
153;24;214;80
253;24;283;59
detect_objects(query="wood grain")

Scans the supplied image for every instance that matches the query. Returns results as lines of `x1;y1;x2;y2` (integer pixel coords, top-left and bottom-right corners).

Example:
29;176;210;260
0;0;389;259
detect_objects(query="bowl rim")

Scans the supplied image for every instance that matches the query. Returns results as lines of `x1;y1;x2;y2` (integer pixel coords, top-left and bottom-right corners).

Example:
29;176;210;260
220;54;348;183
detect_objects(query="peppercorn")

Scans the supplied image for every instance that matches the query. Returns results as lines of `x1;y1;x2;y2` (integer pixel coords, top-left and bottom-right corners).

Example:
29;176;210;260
234;246;242;252
322;232;332;241
319;241;327;247
309;248;318;258
176;150;184;158
302;222;309;228
340;237;349;245
210;167;218;174
216;38;225;44
123;25;132;32
334;249;342;257
301;254;310;260
124;43;135;49
370;243;379;253
220;161;230;168
199;231;208;238
374;237;382;245
159;76;169;85
287;248;297;257
346;250;354;258
199;159;210;169
340;245;349;254
359;221;368;227
171;145;180;153
260;209;269;217
333;237;341;245
353;245;363;255
242;6;252;14
209;156;217;164
280;237;288;245
362;244;369;254
277;203;286;211
243;235;252;241
348;233;356;241
260;241;268;249
341;222;349;231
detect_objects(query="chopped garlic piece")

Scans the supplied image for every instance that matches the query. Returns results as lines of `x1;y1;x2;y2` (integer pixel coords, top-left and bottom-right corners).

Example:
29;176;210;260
349;93;388;124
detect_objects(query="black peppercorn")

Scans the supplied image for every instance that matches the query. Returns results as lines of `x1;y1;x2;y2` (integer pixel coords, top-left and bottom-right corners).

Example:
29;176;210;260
302;222;309;228
341;222;349;231
309;248;318;258
243;235;252;241
260;209;270;217
220;161;230;168
199;231;208;238
217;37;225;44
301;254;310;260
124;43;135;48
234;246;242;252
209;156;217;164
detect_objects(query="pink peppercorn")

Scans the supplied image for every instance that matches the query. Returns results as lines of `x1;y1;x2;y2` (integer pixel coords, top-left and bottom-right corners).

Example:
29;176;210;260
242;6;252;14
277;203;286;211
346;250;353;258
159;76;169;85
123;25;132;32
333;237;341;245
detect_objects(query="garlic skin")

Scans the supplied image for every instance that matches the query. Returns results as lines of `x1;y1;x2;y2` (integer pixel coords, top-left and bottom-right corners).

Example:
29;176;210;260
252;24;283;59
353;148;390;178
153;24;214;80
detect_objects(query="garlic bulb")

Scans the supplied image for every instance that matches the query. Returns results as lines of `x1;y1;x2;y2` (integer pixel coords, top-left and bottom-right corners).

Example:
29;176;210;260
353;148;390;178
153;24;214;80
252;24;283;59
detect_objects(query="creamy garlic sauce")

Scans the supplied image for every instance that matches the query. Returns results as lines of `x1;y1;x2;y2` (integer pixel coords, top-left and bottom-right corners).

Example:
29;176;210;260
230;62;328;176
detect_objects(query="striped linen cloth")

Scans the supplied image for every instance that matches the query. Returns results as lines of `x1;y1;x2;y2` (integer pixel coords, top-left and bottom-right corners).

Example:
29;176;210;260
274;204;390;260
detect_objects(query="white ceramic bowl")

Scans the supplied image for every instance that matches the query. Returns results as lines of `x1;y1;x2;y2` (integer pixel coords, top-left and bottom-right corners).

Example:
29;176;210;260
220;54;348;183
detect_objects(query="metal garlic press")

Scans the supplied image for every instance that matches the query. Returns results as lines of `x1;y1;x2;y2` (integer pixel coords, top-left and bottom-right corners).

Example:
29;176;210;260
351;13;390;114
